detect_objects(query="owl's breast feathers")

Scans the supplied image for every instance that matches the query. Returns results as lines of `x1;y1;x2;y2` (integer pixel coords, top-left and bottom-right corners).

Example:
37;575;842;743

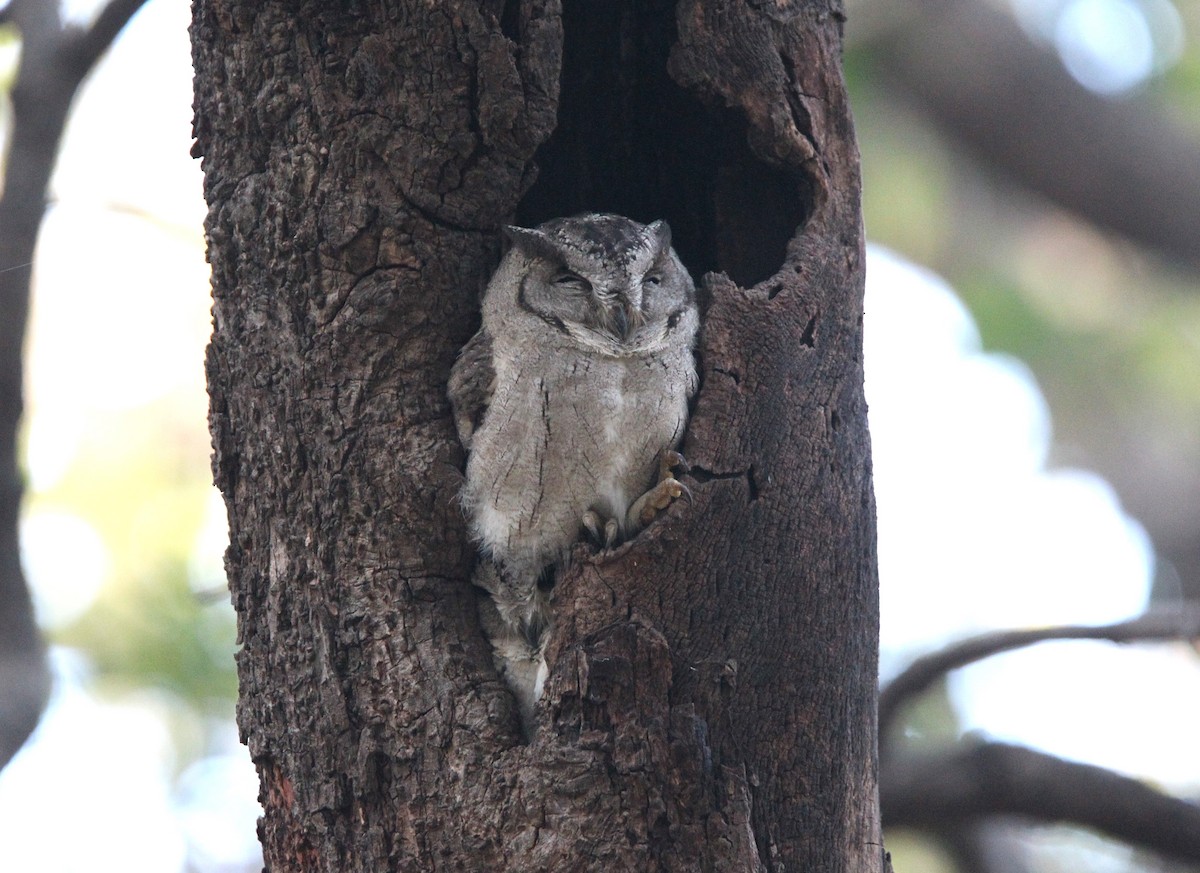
458;342;693;574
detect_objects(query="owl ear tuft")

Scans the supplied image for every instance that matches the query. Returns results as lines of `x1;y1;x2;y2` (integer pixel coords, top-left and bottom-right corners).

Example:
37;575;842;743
503;225;563;263
645;220;672;255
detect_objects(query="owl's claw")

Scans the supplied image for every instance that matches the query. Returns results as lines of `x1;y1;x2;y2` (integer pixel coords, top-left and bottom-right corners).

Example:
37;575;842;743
582;510;620;549
627;476;690;530
626;449;692;530
584;450;691;548
660;449;690;480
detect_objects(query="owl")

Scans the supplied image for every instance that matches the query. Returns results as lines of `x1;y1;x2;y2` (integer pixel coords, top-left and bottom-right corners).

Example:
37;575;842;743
448;213;700;732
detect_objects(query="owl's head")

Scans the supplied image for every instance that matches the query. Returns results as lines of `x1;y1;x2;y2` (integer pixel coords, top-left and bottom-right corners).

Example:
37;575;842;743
499;214;697;357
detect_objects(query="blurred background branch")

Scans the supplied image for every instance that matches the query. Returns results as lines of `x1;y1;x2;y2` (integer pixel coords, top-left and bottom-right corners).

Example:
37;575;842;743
882;741;1200;863
852;0;1200;621
863;0;1200;269
880;612;1200;870
0;0;149;770
880;608;1200;740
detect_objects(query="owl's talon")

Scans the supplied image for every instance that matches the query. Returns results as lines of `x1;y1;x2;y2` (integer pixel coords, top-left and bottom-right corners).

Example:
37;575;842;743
603;518;619;548
582;510;621;550
629;476;688;529
582;510;604;546
660;449;689;481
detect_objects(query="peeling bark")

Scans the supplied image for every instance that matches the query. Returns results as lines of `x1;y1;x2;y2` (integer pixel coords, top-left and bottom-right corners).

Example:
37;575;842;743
192;1;879;869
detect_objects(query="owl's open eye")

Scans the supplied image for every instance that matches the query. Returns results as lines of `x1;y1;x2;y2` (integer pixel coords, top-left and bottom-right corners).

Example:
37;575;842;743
552;270;591;293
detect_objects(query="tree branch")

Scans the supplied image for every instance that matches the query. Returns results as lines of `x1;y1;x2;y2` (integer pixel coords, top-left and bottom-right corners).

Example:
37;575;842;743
882;741;1200;862
936;824;1035;873
871;0;1200;269
0;0;147;773
879;609;1200;739
62;0;149;76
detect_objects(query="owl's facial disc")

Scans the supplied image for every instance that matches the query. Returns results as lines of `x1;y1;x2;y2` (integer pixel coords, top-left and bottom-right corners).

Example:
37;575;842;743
507;215;694;357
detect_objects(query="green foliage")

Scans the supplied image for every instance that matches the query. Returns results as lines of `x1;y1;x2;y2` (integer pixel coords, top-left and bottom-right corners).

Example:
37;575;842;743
849;43;1200;506
24;394;237;752
957;265;1200;423
1155;6;1200;127
0;23;18;89
885;829;959;873
57;559;237;711
888;678;961;752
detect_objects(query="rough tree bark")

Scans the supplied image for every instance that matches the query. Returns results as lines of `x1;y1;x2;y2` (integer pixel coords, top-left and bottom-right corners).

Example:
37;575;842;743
192;1;879;870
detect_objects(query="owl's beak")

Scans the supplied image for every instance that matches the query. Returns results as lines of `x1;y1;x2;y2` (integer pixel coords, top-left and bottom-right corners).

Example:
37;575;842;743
613;305;632;341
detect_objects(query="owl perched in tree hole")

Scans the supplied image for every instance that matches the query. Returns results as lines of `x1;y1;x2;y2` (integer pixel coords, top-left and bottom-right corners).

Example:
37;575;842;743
448;213;700;732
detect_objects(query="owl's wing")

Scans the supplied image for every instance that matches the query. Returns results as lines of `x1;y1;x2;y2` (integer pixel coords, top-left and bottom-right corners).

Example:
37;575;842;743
448;327;495;451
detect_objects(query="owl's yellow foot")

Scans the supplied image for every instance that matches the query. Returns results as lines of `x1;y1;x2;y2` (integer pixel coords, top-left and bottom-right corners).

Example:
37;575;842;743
627;450;691;530
583;452;690;548
627;477;687;529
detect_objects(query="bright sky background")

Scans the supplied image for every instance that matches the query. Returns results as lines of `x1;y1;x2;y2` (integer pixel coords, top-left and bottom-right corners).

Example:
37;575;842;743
1010;0;1185;94
0;1;1196;871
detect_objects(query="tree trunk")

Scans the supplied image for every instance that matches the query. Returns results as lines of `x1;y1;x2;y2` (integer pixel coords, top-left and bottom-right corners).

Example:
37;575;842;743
192;1;879;870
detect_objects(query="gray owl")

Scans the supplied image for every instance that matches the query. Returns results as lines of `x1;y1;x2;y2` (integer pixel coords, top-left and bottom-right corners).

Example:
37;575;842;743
448;213;700;731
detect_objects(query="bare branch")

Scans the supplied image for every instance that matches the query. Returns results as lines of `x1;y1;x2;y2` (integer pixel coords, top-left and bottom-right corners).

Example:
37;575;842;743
0;0;147;772
0;0;61;775
4;0;60;54
882;741;1200;862
62;0;150;76
936;824;1036;873
879;609;1200;738
872;0;1200;269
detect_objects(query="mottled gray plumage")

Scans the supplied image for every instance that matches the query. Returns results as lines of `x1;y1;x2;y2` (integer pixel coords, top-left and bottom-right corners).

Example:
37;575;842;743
449;213;699;731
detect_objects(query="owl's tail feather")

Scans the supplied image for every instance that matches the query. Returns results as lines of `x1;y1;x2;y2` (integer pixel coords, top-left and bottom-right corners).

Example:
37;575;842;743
474;560;552;738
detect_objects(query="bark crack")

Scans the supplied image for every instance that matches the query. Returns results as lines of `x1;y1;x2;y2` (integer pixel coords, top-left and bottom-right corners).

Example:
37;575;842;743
688;465;761;504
